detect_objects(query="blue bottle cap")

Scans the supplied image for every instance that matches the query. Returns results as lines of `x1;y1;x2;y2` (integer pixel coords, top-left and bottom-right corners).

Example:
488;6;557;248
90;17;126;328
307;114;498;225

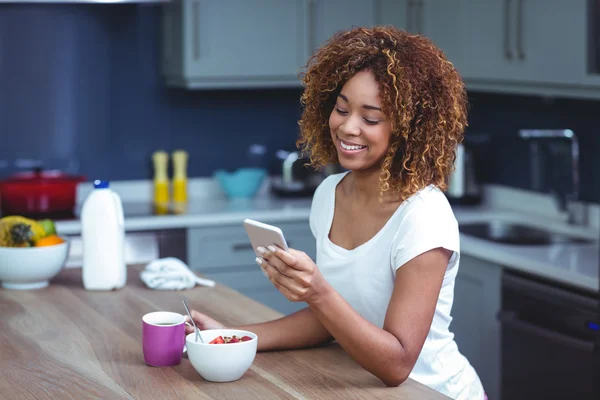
93;180;109;189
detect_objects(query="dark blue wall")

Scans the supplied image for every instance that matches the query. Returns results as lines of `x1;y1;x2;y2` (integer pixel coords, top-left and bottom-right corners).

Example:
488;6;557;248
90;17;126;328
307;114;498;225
1;5;598;201
0;4;304;181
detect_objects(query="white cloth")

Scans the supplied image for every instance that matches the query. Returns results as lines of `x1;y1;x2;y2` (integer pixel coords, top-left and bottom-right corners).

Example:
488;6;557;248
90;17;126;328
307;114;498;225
140;257;215;290
309;172;485;400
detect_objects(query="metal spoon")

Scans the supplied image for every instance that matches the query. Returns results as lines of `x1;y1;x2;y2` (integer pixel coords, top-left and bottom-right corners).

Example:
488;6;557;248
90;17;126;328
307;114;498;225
182;299;203;343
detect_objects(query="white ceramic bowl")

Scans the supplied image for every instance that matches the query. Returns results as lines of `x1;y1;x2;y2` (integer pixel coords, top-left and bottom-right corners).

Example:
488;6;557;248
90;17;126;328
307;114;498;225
186;329;258;382
0;239;70;290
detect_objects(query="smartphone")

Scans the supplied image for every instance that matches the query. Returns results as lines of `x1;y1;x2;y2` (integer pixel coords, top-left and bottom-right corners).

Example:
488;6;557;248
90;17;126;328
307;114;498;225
243;218;289;257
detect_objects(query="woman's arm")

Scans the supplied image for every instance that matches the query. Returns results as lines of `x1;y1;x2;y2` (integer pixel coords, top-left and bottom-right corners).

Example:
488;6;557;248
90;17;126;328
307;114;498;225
259;245;450;386
309;248;450;386
236;307;334;352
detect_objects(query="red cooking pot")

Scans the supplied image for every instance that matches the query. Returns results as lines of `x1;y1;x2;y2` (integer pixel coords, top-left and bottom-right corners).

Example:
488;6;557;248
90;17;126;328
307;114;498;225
0;169;86;218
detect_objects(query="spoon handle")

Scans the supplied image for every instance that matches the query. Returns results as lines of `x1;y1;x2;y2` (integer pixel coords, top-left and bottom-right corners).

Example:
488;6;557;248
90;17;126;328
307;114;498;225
182;299;203;343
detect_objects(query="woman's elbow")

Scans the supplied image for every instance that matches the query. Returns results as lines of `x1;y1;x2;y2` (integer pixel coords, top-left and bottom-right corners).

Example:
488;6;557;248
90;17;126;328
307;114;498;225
380;368;410;387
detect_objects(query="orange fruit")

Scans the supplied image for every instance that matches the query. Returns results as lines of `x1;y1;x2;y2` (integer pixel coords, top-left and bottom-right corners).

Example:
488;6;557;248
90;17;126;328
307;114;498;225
35;234;65;247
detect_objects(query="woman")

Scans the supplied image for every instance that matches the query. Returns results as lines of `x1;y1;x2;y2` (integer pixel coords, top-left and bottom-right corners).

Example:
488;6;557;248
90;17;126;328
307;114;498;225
186;26;486;400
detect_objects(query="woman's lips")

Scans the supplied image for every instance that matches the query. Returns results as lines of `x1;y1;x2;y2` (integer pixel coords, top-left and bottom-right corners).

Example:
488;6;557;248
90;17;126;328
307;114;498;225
338;138;367;155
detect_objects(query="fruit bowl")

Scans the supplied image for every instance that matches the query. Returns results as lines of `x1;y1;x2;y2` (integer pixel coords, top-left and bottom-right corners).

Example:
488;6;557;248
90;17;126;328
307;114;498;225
0;238;70;290
186;329;258;382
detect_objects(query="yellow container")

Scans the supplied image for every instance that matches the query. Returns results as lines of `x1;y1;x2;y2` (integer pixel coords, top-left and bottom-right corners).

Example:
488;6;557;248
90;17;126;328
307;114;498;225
152;151;169;215
172;150;188;214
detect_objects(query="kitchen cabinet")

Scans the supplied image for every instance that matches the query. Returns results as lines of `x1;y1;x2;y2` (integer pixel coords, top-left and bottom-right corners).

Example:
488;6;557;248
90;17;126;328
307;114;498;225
161;0;409;90
161;0;310;89
451;254;502;400
309;0;410;53
415;0;469;77
464;0;600;98
187;220;316;315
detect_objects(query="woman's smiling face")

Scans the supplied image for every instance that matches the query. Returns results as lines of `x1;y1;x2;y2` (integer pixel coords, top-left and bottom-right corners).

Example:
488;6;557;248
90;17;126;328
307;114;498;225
329;70;393;173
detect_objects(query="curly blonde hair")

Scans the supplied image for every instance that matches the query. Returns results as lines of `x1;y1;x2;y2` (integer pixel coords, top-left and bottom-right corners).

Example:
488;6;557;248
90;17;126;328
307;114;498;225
297;26;468;201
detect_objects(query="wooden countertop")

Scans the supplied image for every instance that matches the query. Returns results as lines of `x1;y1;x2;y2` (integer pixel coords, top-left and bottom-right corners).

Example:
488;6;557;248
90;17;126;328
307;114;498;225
0;265;449;400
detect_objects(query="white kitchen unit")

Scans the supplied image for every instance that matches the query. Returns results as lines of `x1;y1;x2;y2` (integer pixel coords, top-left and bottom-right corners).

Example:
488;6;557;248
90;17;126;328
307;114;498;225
463;0;600;99
161;0;600;99
161;0;408;89
187;220;316;315
161;0;309;89
451;254;502;400
410;0;469;77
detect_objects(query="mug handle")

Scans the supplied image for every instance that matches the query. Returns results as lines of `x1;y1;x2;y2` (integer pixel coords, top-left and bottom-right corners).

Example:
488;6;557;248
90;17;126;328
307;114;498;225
183;322;193;353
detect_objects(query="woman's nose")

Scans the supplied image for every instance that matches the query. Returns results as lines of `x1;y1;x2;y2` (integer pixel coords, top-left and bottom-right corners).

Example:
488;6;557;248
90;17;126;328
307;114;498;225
339;115;361;136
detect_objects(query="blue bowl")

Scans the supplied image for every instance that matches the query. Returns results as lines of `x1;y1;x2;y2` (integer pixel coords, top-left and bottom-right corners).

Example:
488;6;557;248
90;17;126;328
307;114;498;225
214;168;267;198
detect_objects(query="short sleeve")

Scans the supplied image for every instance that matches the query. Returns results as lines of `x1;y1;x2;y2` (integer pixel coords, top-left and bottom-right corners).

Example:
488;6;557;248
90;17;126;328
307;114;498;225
308;173;343;241
390;197;460;273
309;177;327;240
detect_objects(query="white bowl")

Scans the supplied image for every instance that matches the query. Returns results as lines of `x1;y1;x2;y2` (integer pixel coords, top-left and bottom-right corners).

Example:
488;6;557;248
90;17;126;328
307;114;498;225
186;329;258;382
0;239;70;290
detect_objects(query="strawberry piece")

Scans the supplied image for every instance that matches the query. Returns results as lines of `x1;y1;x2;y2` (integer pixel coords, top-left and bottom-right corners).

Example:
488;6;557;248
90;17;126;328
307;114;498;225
241;336;252;341
209;335;225;344
229;337;240;343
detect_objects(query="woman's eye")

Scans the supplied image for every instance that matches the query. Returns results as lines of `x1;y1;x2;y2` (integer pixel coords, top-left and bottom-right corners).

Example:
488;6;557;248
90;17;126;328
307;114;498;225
364;118;379;125
335;108;348;115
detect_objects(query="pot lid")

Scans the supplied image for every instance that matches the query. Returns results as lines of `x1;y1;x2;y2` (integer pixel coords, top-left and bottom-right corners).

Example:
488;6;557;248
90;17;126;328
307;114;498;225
2;169;85;183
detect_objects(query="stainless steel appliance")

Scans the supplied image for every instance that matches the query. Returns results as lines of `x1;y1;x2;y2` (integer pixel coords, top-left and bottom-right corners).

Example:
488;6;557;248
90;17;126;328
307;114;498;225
271;150;344;198
446;141;482;205
499;270;599;400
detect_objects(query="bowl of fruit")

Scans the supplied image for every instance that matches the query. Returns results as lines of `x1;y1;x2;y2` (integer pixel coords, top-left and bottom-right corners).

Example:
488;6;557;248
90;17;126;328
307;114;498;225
0;216;69;290
185;329;258;382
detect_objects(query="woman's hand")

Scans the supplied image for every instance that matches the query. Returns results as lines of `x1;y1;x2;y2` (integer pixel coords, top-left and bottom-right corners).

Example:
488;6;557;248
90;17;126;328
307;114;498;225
184;309;226;335
256;246;331;305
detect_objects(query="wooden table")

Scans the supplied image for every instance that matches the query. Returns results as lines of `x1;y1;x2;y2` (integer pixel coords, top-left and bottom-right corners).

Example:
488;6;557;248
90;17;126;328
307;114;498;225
0;265;450;399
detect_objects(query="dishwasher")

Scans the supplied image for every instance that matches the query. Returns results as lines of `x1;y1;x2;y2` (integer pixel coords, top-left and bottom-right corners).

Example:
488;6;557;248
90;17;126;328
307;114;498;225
498;270;599;400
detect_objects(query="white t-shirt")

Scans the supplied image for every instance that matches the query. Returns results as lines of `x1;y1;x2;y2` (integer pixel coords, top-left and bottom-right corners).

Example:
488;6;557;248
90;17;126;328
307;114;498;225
309;172;485;400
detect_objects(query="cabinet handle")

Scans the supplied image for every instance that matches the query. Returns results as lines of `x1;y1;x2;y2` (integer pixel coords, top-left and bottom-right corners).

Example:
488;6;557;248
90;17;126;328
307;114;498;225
192;0;200;61
516;0;525;60
497;311;595;353
232;243;254;252
232;242;292;252
504;0;513;60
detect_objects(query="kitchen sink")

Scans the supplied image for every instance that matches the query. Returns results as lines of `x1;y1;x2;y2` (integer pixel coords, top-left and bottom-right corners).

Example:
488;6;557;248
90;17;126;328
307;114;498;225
459;221;595;246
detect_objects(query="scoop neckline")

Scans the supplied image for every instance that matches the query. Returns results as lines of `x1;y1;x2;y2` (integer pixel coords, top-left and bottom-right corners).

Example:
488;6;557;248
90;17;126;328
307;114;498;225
324;172;408;256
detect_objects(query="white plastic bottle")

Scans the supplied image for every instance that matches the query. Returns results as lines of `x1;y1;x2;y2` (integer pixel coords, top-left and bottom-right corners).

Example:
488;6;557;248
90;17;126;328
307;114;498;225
81;180;126;290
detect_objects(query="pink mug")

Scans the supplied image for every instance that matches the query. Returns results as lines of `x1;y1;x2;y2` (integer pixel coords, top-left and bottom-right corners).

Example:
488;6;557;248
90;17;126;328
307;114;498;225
142;311;187;367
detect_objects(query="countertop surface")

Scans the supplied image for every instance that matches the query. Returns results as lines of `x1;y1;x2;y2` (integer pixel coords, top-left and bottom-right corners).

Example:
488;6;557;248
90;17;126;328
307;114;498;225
0;265;449;400
55;195;599;294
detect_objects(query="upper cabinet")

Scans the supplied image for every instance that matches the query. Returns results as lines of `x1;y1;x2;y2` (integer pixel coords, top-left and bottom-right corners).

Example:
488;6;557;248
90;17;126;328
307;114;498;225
161;0;309;89
161;0;600;99
414;0;469;76
462;0;600;98
161;0;408;90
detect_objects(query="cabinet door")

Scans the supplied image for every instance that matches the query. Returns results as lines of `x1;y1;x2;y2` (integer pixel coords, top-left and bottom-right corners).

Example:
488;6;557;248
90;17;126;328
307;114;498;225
520;0;600;87
418;0;469;77
187;221;316;315
465;0;524;82
310;0;378;52
309;0;410;54
379;0;410;30
451;254;502;400
182;0;308;88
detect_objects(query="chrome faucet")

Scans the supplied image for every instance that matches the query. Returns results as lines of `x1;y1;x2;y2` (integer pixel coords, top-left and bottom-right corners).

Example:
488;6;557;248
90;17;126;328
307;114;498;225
518;129;586;225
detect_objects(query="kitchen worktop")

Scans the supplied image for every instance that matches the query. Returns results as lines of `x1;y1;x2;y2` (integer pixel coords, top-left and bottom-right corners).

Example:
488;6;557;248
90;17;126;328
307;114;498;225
55;190;599;294
0;265;449;400
56;195;314;234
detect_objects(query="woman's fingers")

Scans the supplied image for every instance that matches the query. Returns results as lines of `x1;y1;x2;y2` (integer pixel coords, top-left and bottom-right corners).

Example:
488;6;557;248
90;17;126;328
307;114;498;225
258;257;299;298
257;246;293;277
